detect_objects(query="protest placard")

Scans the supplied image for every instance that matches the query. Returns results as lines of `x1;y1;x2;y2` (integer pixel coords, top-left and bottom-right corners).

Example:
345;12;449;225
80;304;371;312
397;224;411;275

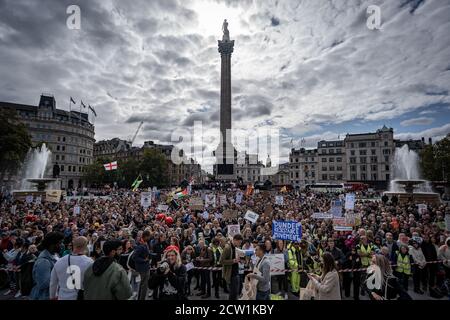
25;195;34;203
205;194;216;207
333;217;353;231
244;210;259;224
235;192;243;204
272;221;302;242
219;194;227;206
265;253;286;275
345;212;362;226
227;224;240;240
46;190;62;203
73;205;81;215
418;204;427;215
275;195;284;206
223;209;238;220
312;212;333;219
329;199;343;217
264;205;273;216
140;192;152;209
157;204;169;212
34;196;42;205
345;193;355;210
201;211;209;220
11;205;17;215
189;197;204;211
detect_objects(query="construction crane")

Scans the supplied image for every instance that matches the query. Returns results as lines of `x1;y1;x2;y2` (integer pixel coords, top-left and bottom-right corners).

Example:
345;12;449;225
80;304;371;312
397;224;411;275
129;121;143;147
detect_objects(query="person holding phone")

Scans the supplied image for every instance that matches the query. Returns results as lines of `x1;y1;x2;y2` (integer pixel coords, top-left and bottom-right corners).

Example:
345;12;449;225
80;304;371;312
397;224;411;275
307;252;341;300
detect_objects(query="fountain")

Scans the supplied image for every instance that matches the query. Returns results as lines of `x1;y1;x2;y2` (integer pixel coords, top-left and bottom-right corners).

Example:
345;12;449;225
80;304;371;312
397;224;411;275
384;145;440;204
12;144;57;200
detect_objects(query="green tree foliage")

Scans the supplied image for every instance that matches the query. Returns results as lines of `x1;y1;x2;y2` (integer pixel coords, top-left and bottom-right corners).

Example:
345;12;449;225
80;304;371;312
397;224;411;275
0;108;32;181
139;148;169;188
420;136;450;181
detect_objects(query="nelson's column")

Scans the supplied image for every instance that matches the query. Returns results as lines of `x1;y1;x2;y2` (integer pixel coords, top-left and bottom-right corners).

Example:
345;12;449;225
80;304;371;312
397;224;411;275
215;19;236;180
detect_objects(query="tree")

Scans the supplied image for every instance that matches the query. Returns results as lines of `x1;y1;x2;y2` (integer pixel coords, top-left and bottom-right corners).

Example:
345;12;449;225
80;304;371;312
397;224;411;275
117;158;140;188
420;136;450;182
0;108;32;182
139;148;169;188
83;157;114;187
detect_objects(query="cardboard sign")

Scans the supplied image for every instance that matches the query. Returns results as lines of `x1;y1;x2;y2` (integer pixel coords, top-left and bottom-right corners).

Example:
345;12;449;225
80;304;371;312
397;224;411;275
345;213;362;226
312;212;333;219
189;197;204;211
205;194;216;207
73;205;81;215
333;217;353;231
46;190;62;203
266;253;286;275
275;195;284;206
272;221;302;242
223;209;238;220
345;193;356;210
244;210;259;224
157;204;169;212
140;192;152;209
227;224;241;240
264;205;273;216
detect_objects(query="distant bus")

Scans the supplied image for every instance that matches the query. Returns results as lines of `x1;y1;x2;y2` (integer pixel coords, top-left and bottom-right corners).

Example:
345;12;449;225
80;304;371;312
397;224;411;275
305;183;345;192
343;182;368;192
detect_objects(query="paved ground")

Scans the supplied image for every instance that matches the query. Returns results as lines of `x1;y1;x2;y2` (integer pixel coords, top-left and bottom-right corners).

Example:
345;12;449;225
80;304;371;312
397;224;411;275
2;278;447;301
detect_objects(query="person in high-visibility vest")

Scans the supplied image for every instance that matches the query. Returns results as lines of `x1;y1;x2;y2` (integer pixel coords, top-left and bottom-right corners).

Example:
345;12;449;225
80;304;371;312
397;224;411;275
394;244;412;291
287;242;301;295
356;236;374;296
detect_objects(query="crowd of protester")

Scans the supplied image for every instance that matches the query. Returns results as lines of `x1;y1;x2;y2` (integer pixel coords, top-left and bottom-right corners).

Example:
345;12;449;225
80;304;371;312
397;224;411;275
0;185;449;300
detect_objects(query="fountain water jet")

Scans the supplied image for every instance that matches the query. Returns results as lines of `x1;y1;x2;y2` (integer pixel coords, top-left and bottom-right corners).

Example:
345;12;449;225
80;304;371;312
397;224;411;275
384;145;440;204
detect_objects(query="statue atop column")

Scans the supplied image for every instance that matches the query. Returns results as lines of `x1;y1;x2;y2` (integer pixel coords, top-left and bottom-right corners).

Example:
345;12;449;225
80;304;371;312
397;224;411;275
222;19;230;41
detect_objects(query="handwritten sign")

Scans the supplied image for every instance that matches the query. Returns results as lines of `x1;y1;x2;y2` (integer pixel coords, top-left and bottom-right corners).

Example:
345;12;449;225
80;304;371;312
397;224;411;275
46;190;62;203
189;197;204;211
272;221;302;242
244;210;259;224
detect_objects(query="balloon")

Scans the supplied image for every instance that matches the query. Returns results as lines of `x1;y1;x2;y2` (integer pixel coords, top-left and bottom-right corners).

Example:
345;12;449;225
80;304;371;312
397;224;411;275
156;213;166;221
165;216;174;225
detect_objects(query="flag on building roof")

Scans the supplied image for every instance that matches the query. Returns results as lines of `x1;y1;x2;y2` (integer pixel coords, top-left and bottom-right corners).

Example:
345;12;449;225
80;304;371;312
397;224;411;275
81;100;87;108
70;97;76;104
89;105;97;117
103;161;117;171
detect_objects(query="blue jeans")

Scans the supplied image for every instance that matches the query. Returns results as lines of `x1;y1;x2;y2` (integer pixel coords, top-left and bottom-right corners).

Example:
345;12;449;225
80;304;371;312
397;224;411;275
256;290;270;300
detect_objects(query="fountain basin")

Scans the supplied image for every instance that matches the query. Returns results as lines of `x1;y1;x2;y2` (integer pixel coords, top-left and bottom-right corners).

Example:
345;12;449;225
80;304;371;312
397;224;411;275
383;191;441;204
26;178;57;191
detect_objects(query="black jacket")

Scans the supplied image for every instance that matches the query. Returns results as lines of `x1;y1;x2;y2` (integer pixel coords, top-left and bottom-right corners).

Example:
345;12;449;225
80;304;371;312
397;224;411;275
152;264;187;300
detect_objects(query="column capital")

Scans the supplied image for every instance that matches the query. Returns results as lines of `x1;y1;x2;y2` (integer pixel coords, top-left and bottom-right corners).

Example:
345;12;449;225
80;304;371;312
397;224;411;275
218;40;234;55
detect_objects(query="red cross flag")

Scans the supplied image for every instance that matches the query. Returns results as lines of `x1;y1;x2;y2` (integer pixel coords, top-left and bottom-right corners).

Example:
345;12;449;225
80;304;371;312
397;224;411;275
103;161;118;171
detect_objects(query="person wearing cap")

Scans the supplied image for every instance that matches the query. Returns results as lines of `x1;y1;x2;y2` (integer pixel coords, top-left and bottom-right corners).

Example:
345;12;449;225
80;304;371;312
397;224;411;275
83;240;132;300
30;232;64;300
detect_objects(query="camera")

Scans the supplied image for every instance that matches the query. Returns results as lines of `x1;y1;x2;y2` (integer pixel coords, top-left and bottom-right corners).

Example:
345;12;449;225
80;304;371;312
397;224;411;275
158;260;169;273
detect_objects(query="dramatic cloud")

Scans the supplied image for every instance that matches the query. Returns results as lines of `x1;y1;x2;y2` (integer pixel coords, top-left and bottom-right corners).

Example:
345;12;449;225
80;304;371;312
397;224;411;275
0;0;449;172
400;117;434;126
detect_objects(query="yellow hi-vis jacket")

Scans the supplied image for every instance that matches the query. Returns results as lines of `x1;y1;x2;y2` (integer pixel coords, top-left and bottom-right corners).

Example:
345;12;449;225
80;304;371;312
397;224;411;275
396;253;411;275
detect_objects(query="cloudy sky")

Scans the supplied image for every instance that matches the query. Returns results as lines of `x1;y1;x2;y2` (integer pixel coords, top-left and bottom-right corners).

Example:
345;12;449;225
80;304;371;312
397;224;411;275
0;0;449;171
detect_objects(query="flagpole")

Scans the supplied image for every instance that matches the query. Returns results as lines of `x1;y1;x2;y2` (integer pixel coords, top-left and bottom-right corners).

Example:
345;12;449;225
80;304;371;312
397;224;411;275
79;101;82;125
68;98;72;123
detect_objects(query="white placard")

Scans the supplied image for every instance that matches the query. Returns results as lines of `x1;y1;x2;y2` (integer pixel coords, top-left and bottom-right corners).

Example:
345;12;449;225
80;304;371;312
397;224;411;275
205;194;216;207
11;205;17;215
202;211;209;220
73;205;80;215
345;193;355;210
244;210;259;224
312;212;333;219
157;204;169;212
34;196;42;205
25;195;34;203
275;195;284;205
140;192;152;209
219;194;227;206
227;224;241;240
235;192;243;204
418;204;427;215
266;253;285;276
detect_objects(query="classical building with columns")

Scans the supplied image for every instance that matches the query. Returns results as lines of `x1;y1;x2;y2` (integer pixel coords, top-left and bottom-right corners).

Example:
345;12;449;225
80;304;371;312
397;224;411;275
0;94;95;189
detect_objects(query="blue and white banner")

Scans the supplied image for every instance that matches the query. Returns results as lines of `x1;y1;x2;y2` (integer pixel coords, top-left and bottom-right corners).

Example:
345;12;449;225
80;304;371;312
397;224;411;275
272;220;302;242
345;193;356;210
